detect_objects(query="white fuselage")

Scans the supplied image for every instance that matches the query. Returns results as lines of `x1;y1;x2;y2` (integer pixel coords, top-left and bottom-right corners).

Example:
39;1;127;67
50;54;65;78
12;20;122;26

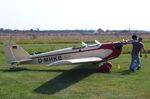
29;44;112;64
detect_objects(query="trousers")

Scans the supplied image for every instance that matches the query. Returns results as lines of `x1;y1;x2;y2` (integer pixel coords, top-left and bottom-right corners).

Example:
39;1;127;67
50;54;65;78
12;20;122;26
130;55;141;70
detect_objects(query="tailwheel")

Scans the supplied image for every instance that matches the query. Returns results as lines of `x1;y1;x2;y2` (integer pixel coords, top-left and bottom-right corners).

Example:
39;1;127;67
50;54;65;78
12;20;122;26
9;63;19;71
9;66;17;70
96;62;112;73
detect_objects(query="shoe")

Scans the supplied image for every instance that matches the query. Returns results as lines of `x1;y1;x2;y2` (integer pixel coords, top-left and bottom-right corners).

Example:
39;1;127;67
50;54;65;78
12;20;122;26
137;67;141;70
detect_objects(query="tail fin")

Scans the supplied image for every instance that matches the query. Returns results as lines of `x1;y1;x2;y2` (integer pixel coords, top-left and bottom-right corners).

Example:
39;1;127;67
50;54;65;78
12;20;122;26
4;41;30;64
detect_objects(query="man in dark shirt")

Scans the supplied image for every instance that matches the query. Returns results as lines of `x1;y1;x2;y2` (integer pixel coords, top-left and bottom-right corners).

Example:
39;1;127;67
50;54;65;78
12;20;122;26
130;36;147;72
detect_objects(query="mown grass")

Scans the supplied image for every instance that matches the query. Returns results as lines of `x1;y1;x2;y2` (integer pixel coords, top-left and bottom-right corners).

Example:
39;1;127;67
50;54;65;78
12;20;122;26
0;54;149;99
0;42;150;99
1;36;150;54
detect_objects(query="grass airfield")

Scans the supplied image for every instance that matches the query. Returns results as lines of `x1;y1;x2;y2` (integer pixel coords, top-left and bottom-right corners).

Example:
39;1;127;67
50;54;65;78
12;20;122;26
0;41;150;99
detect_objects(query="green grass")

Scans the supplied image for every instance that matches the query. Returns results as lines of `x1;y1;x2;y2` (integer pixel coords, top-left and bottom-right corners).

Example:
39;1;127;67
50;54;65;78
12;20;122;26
0;43;150;99
1;37;150;54
14;37;123;44
0;37;150;44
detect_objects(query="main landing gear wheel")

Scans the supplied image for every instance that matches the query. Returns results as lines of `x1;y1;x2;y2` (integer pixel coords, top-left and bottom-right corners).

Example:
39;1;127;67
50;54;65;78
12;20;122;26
96;62;112;73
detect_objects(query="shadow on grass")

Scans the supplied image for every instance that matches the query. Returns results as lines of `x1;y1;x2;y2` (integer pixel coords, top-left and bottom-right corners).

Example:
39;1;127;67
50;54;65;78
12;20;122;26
3;67;31;72
1;64;110;95
118;70;133;75
34;63;98;95
2;67;68;72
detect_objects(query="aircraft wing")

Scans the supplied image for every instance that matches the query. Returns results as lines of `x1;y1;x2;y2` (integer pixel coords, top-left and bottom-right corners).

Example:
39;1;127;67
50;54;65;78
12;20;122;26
48;57;102;66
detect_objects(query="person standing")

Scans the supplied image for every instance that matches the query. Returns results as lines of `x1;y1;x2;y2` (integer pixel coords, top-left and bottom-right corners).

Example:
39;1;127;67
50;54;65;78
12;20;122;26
129;36;147;72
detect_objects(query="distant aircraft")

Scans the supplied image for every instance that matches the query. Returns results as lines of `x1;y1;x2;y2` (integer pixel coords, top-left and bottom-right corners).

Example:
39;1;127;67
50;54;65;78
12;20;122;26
4;40;127;72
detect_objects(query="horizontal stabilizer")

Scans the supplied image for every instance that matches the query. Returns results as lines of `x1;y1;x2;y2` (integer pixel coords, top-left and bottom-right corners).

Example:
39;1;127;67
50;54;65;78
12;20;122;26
11;58;32;64
48;57;102;66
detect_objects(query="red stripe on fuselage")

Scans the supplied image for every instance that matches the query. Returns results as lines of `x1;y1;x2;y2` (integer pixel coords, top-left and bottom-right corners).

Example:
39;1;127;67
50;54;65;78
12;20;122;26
31;42;122;60
31;47;101;59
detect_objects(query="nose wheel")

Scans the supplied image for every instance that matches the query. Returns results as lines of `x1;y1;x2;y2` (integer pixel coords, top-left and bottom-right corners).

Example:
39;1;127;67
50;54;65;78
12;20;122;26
96;62;112;73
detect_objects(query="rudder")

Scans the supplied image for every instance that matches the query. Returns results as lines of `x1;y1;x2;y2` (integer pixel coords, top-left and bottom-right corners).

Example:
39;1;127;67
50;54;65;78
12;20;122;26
4;41;30;64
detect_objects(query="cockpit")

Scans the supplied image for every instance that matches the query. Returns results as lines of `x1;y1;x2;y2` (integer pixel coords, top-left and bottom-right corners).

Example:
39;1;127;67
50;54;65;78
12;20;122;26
72;40;101;50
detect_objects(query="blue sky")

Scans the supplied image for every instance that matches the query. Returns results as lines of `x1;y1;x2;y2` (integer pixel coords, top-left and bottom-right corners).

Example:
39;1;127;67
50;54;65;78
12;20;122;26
0;0;150;30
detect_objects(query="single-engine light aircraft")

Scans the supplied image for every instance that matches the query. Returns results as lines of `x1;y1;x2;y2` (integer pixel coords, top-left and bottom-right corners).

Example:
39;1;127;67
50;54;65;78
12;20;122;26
4;40;126;72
